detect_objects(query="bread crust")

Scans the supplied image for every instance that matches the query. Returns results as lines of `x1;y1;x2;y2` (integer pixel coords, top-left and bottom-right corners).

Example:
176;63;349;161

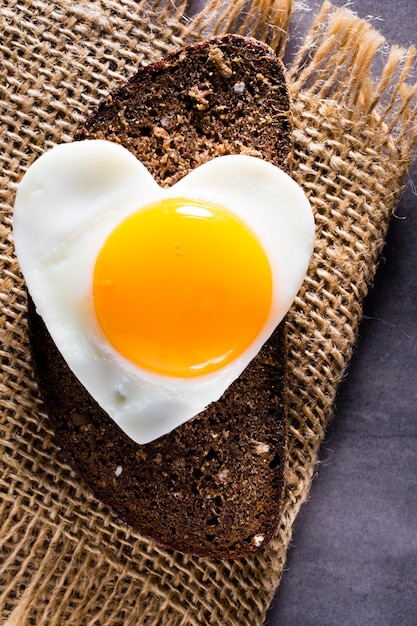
27;34;291;558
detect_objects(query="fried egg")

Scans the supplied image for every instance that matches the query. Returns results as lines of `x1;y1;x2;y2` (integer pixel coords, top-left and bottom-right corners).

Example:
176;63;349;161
13;140;314;444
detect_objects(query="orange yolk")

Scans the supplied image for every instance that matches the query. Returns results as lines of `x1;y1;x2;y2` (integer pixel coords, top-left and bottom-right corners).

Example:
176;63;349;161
93;198;272;378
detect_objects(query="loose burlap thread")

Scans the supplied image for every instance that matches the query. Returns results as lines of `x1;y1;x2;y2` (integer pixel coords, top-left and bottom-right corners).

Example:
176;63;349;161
1;0;417;624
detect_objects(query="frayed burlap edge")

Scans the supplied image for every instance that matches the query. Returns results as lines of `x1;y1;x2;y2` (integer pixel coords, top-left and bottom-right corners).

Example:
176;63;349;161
1;1;417;624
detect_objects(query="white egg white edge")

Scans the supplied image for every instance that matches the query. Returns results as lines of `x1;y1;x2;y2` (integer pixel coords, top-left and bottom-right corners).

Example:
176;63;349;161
13;139;315;444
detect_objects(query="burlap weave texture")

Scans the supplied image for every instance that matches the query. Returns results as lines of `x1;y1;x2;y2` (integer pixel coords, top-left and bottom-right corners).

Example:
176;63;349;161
1;1;417;624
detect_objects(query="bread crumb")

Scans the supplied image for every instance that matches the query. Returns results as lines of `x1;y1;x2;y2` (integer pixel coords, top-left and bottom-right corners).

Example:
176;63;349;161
160;116;175;130
238;145;263;158
256;72;272;87
233;81;245;94
253;441;270;454
153;126;171;149
218;468;231;483
188;85;212;110
252;534;265;547
208;45;233;78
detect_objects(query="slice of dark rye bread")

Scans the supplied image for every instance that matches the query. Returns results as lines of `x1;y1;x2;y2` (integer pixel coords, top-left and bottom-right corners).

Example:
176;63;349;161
26;34;293;559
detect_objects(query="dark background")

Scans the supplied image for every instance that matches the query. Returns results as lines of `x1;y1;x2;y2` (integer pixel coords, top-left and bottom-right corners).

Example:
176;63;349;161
266;1;417;625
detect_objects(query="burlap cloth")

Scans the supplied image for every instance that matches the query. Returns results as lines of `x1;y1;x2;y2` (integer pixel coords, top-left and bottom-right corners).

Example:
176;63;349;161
1;0;416;624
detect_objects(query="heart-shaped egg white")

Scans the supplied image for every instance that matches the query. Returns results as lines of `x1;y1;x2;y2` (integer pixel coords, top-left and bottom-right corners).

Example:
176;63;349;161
14;139;314;444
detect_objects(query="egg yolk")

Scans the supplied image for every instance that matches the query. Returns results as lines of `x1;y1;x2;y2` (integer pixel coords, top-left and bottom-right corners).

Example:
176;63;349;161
93;198;272;378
